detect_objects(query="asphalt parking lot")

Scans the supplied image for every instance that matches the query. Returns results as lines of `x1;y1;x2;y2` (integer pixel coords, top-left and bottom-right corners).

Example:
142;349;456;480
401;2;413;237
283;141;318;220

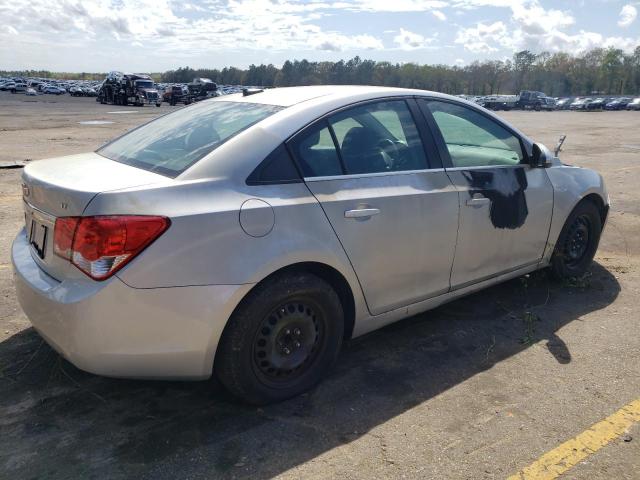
0;92;639;479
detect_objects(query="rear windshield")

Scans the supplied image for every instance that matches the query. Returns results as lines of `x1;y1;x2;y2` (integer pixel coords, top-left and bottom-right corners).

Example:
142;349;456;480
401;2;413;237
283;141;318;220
98;101;283;177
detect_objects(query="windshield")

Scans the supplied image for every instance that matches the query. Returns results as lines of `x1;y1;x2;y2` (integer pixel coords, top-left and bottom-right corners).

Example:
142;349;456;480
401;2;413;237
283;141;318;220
135;80;154;89
98;101;283;177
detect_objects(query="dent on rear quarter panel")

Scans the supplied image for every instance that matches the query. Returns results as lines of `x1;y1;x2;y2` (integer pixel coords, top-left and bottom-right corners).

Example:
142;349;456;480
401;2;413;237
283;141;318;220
542;164;608;262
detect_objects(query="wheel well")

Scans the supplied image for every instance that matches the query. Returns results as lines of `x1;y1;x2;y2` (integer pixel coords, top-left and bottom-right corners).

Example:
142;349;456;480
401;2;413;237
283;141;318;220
581;193;608;226
248;262;356;341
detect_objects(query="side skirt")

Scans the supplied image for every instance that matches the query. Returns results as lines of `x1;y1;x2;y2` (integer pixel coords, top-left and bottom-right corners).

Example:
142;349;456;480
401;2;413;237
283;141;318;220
351;261;546;338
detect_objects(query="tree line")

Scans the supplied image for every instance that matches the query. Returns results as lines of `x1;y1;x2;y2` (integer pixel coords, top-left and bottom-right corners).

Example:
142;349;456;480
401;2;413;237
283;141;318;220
161;47;640;96
4;46;640;96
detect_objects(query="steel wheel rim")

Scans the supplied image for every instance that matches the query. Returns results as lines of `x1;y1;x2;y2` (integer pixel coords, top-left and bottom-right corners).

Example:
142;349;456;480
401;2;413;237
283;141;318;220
563;214;591;267
252;300;323;383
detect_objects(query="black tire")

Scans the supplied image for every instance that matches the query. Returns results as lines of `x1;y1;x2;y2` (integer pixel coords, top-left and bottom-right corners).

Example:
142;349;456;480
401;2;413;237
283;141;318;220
215;272;344;405
551;200;602;279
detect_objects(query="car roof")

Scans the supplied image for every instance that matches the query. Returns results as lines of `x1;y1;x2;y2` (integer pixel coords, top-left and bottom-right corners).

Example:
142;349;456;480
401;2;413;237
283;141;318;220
216;85;439;107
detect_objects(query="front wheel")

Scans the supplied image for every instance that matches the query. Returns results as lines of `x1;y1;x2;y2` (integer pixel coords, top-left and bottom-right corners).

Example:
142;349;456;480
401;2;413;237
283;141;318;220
215;273;344;405
551;201;602;279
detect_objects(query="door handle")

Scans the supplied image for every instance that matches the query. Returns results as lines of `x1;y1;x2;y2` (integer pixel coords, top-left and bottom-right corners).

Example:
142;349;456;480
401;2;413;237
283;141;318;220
466;194;490;206
344;208;380;218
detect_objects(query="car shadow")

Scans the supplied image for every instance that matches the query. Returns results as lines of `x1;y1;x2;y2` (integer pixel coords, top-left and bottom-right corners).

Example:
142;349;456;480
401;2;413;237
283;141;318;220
0;263;620;479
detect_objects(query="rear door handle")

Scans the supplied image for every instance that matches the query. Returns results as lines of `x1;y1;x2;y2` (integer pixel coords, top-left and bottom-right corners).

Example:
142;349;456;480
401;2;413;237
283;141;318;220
344;208;380;218
466;194;490;206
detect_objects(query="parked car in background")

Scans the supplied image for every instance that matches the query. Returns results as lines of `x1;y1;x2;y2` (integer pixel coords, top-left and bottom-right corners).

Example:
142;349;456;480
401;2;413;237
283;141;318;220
555;98;573;110
479;90;547;111
13;86;609;404
540;97;556;111
82;87;98;97
586;98;606;111
163;84;191;105
605;98;632;110
69;86;85;97
627;98;640;111
570;98;589;110
43;86;66;95
0;81;16;91
10;82;28;93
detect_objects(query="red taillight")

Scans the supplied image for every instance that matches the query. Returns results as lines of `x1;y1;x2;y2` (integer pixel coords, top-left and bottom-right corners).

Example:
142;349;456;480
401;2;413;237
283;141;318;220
53;217;80;260
54;215;170;280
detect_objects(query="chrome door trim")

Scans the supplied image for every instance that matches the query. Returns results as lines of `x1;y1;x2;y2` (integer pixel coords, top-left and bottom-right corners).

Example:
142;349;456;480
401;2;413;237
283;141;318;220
444;164;529;172
304;168;446;182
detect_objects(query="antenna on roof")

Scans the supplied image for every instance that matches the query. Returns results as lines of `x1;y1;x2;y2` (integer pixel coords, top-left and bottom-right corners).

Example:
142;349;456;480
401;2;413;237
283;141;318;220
242;88;264;97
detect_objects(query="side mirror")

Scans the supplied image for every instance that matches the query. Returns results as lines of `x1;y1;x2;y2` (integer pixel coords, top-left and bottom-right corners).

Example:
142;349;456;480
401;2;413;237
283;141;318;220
530;143;550;168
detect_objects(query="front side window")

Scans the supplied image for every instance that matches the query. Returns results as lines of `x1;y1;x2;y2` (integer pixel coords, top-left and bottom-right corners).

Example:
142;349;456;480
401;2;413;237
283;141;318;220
98;101;283;177
329;100;427;174
424;100;523;168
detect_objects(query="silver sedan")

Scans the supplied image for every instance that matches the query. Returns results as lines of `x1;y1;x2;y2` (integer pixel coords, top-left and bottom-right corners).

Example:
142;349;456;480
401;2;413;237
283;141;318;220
12;86;608;404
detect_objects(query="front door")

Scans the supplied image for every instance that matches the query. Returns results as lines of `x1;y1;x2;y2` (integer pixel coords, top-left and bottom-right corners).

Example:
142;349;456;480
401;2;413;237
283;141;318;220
418;99;554;289
288;99;459;315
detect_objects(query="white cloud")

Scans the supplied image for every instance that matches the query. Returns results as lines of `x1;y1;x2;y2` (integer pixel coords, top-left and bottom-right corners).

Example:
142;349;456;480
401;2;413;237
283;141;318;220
432;10;447;20
0;0;389;63
393;28;433;49
313;33;384;51
1;0;638;71
1;25;19;35
455;21;510;53
618;4;637;28
344;0;447;12
456;0;640;55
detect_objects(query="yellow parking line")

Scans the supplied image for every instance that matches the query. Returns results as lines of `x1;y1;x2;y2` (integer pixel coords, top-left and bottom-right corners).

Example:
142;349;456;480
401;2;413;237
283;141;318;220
507;398;640;480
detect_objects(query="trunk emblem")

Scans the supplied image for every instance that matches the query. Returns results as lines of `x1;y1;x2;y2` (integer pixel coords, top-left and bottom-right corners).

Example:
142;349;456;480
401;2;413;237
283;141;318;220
22;184;30;197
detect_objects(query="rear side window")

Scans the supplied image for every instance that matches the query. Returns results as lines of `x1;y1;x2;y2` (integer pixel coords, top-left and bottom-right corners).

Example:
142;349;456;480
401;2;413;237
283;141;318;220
423;100;523;168
98;101;283;178
246;144;301;185
329;100;427;174
290;99;429;177
289;121;343;177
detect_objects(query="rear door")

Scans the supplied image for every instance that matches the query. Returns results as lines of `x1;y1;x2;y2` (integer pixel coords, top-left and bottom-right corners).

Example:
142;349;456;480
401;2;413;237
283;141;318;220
288;98;459;315
418;99;553;289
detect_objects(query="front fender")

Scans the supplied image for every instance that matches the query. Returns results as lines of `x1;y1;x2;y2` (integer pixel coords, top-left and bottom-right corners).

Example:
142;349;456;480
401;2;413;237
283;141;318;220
542;161;608;263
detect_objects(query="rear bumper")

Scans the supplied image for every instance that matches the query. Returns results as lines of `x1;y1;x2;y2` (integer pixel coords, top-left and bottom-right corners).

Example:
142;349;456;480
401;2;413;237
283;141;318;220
12;230;253;380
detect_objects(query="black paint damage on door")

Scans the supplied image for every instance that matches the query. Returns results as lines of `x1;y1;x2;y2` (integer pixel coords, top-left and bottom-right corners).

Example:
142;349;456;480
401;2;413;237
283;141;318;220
462;167;529;229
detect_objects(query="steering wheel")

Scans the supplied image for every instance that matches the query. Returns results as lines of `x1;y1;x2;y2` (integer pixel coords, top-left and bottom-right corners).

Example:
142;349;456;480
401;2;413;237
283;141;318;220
377;138;408;170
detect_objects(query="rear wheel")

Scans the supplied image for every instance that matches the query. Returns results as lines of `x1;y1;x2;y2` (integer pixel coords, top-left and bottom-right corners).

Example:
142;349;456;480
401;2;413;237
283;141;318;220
215;273;344;405
551;201;602;279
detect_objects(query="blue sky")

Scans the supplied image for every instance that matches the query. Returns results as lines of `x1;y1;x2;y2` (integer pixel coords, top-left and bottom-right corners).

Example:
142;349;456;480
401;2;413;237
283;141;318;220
0;0;638;72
